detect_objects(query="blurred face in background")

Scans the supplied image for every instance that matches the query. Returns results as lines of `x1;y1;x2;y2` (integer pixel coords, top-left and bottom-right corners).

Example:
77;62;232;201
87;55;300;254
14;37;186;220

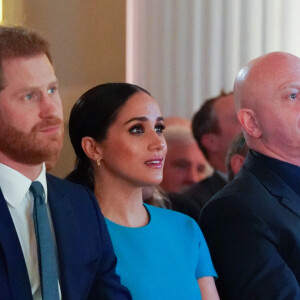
160;140;212;193
213;94;241;165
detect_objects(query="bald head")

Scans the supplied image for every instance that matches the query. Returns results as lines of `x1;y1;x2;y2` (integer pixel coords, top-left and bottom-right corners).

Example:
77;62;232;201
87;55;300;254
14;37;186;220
234;51;300;165
234;52;300;110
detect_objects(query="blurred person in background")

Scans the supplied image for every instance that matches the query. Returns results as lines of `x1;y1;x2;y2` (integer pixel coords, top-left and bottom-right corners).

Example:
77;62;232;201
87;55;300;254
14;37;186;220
170;92;241;220
225;132;248;182
160;123;213;194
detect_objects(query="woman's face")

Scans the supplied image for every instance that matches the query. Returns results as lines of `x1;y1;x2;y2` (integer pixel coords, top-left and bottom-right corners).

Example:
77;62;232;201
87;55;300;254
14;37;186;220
99;91;167;187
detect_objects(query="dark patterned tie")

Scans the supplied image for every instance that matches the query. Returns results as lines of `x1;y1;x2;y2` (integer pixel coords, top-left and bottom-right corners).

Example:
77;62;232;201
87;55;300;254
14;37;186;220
30;181;59;300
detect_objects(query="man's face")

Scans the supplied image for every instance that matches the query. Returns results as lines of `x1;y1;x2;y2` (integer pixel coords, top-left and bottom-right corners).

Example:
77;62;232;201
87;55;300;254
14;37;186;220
213;94;241;169
0;54;64;165
160;140;211;193
251;54;300;161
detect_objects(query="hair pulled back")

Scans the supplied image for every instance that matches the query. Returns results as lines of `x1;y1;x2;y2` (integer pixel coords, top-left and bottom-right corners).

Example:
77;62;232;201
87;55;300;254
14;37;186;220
67;83;150;189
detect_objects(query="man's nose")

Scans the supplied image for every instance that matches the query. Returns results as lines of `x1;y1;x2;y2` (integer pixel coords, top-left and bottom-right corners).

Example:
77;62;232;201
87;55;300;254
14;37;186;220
39;92;62;119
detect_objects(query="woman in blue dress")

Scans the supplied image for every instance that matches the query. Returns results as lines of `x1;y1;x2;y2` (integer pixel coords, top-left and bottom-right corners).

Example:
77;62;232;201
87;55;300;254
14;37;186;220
68;83;219;300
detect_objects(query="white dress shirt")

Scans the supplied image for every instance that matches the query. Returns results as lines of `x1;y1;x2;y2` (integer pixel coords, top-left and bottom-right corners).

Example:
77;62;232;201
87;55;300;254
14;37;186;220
0;163;61;300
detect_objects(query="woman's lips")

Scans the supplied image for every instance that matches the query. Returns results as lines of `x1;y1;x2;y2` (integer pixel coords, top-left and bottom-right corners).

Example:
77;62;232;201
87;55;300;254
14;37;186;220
144;157;163;168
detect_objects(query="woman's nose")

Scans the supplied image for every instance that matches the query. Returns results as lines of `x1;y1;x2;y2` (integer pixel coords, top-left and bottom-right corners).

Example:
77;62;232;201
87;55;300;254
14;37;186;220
148;135;166;151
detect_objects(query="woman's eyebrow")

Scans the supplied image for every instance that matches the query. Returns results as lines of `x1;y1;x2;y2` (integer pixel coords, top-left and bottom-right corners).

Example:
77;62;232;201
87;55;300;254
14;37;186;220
123;116;148;125
124;116;164;125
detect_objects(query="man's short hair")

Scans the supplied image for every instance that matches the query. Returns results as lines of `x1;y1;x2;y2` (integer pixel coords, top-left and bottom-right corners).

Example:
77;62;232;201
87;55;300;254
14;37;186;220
192;90;233;158
0;25;52;90
226;132;248;181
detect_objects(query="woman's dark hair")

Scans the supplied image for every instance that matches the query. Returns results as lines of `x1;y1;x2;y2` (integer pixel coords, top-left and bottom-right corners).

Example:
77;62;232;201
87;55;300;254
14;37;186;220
66;82;150;189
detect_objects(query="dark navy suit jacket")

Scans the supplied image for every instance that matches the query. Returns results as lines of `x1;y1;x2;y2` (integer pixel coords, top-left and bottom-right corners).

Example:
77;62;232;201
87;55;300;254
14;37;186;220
170;171;227;221
200;152;300;299
0;174;132;300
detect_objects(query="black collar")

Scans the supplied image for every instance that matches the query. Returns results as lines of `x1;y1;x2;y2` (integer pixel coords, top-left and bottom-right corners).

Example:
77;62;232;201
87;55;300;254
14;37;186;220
252;150;300;197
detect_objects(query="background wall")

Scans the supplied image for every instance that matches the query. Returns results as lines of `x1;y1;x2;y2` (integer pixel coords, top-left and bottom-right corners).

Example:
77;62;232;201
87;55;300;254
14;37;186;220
3;0;300;177
3;0;126;178
127;0;300;119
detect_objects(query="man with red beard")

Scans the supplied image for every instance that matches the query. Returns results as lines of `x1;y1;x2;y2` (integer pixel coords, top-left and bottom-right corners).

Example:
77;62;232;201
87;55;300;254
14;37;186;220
0;26;131;300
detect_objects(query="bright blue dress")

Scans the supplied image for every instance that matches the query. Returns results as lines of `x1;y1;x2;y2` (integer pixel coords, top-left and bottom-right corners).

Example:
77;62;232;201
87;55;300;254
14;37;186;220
105;204;217;299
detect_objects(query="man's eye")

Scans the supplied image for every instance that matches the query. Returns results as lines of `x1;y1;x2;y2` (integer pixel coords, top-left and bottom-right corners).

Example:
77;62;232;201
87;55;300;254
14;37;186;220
48;87;56;94
173;161;189;169
155;124;165;134
25;93;33;100
129;125;144;135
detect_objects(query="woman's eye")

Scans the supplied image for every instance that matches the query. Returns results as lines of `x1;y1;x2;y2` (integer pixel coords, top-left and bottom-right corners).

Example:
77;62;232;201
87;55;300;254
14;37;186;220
129;124;144;135
155;124;165;134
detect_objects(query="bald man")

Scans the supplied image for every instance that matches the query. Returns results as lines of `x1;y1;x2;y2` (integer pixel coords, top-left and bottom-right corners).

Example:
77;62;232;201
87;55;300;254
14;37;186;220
200;52;300;299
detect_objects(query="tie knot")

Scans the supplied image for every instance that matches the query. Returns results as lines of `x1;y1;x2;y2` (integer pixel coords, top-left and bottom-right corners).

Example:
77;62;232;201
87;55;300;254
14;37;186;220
30;181;44;199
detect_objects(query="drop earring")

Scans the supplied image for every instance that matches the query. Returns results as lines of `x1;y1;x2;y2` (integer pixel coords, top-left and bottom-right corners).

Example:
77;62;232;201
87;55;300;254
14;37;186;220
96;159;101;166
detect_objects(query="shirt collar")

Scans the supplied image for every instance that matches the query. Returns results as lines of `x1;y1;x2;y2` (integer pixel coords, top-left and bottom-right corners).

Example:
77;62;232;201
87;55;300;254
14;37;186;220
0;163;47;208
215;170;228;183
252;150;300;197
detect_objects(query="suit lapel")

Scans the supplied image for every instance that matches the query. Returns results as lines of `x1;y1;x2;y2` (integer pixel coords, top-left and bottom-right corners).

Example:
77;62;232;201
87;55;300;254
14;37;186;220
47;176;86;299
0;189;32;299
244;152;300;218
209;172;227;194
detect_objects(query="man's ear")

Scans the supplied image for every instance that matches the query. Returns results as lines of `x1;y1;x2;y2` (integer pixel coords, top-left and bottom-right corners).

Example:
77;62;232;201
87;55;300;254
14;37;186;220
237;108;261;138
201;133;219;153
230;154;246;176
81;137;103;161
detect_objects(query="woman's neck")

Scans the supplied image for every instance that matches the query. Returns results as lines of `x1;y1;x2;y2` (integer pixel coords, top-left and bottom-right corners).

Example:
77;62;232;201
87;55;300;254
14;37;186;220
94;174;149;227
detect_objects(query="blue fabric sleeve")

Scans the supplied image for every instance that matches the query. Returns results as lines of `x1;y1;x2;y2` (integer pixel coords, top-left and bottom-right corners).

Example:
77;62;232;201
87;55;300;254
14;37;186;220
193;220;218;279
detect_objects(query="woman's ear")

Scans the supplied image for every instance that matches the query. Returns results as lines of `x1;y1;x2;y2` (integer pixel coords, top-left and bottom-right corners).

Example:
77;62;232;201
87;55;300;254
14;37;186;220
81;137;103;161
237;108;261;138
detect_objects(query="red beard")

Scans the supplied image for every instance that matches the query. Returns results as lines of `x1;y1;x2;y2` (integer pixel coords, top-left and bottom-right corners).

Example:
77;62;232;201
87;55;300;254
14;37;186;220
0;116;64;165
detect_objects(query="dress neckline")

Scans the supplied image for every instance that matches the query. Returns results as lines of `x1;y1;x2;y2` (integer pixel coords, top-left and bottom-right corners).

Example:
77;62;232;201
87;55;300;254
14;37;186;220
105;203;152;229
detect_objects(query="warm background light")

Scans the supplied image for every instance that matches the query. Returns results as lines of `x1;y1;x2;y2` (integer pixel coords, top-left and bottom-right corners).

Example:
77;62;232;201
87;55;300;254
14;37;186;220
0;0;2;23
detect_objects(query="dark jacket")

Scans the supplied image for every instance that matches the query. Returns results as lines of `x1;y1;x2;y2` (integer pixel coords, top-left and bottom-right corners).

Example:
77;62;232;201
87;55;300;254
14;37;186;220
200;152;300;299
170;171;227;221
0;174;132;300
